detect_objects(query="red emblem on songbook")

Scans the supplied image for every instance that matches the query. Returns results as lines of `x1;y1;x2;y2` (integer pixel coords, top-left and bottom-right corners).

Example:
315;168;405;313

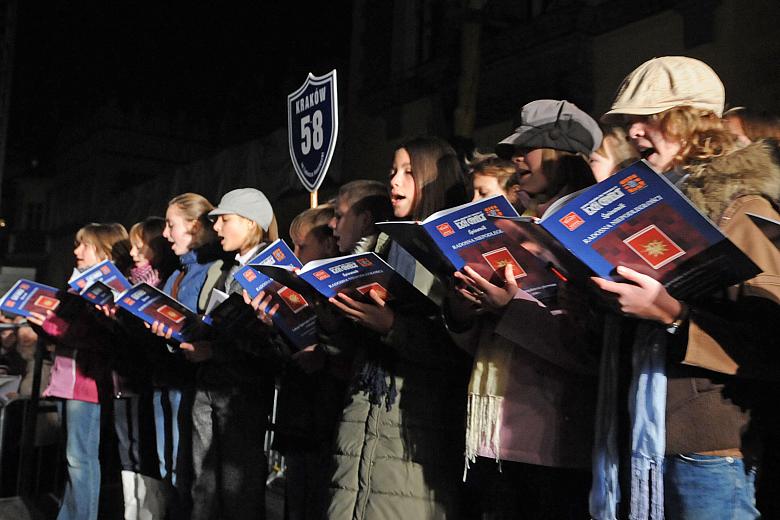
157;305;185;324
33;295;60;311
483;204;503;217
623;225;685;269
620;174;647;194
277;286;308;313
436;223;454;237
481;247;527;279
560;212;585;231
356;282;391;302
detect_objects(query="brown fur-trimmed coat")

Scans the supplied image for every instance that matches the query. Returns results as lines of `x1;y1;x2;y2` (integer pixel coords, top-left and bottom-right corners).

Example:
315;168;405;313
679;141;780;375
665;140;780;456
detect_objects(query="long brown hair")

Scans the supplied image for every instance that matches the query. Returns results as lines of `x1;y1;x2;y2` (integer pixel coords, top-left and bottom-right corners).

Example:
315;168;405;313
396;136;466;221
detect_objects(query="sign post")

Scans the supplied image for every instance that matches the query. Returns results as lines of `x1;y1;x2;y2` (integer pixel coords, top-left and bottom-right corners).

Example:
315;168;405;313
287;69;339;208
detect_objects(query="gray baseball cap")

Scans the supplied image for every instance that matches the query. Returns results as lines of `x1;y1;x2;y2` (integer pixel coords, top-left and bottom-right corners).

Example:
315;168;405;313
208;188;274;231
496;99;603;159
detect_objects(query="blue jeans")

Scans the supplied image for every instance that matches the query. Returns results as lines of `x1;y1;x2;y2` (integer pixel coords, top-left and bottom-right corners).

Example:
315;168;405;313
153;388;180;484
153;388;193;519
57;400;101;520
665;453;760;519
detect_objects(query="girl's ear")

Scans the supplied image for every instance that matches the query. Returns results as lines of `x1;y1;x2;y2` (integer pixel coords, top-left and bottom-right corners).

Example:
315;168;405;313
190;219;202;234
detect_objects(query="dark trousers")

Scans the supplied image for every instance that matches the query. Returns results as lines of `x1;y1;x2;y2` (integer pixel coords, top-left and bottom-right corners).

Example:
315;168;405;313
284;447;331;520
191;387;269;520
113;392;160;478
462;458;591;519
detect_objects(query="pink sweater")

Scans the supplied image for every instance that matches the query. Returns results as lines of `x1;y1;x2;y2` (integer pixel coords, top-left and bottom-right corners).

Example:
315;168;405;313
42;314;101;403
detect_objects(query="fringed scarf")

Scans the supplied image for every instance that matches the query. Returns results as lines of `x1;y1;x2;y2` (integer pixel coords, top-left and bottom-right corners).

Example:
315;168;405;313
590;320;667;520
464;332;513;478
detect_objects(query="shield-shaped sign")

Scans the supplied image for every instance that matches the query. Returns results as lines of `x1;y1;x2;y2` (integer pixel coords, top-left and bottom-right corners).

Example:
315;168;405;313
287;69;339;193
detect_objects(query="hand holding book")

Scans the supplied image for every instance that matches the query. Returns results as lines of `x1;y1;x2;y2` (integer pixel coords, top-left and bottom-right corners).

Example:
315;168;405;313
591;265;683;325
148;320;174;340
25;311;49;328
242;289;279;327
329;289;395;334
454;264;519;313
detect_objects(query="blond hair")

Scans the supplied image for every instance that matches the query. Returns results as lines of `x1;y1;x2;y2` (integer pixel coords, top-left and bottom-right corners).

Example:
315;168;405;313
239;212;279;250
167;193;217;249
290;205;335;241
76;222;131;273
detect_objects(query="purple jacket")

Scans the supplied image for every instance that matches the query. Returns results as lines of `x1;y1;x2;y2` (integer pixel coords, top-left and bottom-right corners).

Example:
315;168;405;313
453;299;598;468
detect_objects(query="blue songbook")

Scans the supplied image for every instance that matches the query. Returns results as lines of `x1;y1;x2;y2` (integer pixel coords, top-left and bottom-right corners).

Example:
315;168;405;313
490;160;760;299
376;195;560;303
257;252;435;313
69;260;131;296
231;240;315;349
79;281;116;306
0;279;61;318
116;283;205;343
234;239;303;298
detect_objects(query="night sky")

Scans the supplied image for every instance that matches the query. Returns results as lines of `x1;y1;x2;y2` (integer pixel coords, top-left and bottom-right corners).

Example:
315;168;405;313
7;1;353;169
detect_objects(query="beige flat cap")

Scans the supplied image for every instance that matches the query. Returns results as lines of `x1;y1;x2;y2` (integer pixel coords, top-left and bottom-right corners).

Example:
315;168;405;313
602;56;725;123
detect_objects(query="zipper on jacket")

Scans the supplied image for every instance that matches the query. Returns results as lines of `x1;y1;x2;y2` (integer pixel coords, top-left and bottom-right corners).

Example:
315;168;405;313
355;400;382;519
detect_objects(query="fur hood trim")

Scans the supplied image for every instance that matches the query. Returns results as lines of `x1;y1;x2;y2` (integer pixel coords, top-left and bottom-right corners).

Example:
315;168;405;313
682;141;780;222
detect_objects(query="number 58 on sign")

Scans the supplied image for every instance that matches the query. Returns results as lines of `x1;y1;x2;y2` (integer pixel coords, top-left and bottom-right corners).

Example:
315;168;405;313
287;70;339;197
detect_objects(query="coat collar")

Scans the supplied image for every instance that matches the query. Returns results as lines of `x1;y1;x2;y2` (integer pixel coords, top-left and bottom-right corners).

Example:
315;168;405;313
681;141;780;222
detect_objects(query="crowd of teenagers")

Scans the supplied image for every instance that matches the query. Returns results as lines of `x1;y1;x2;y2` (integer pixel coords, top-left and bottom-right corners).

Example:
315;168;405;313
9;55;780;520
